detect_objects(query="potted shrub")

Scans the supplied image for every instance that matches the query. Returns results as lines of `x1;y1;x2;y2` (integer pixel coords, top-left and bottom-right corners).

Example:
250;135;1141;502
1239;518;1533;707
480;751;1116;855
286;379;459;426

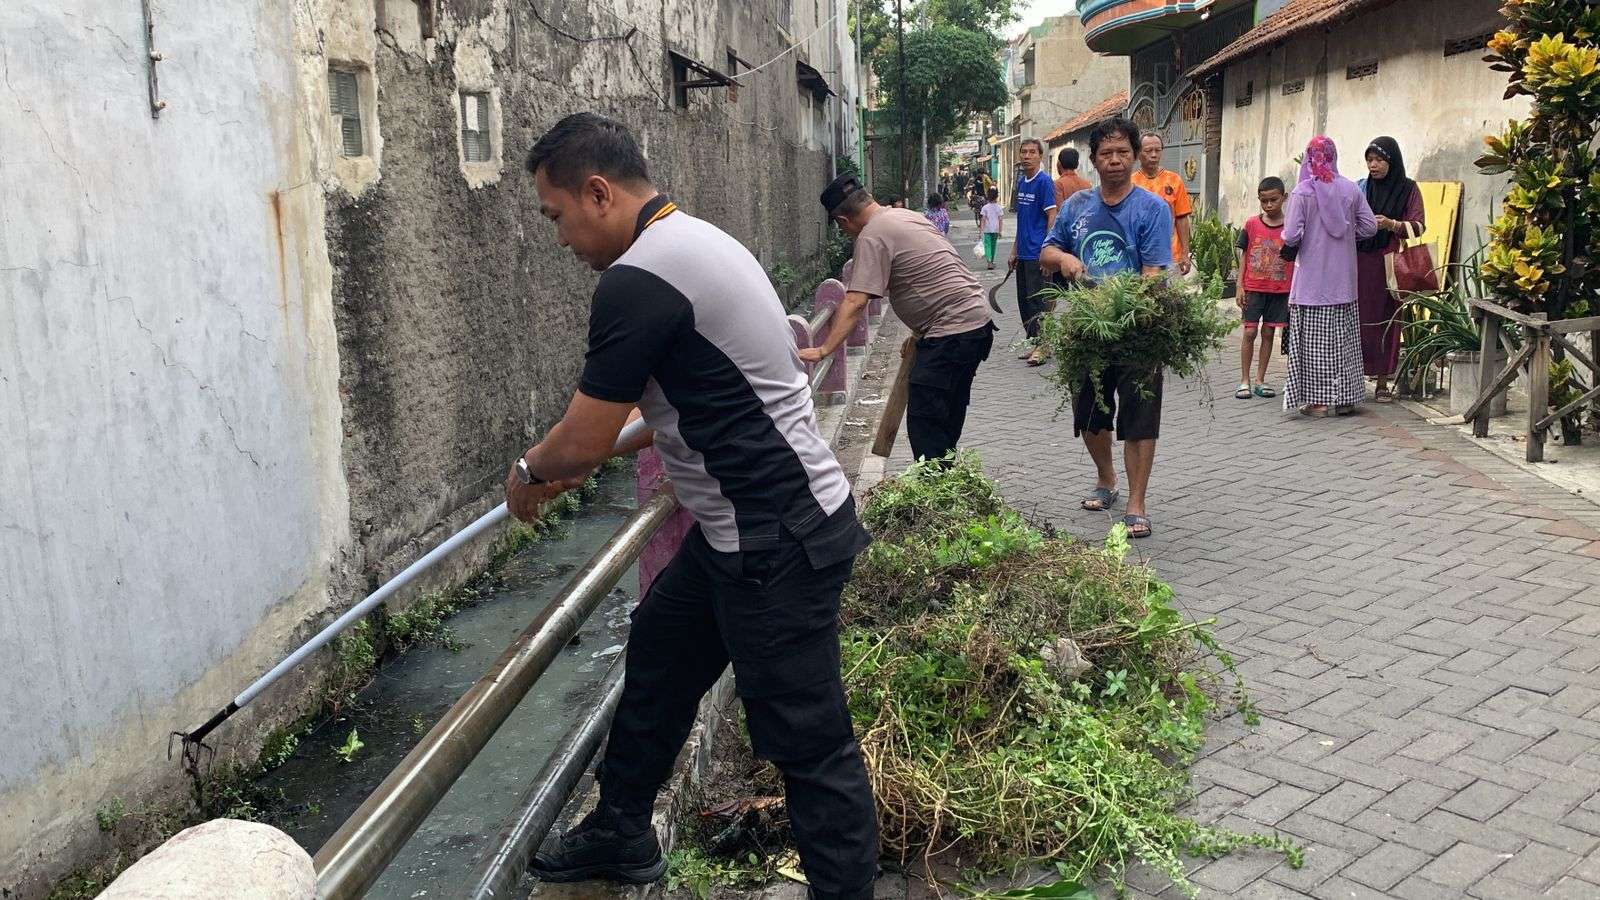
1396;287;1518;417
1190;213;1238;297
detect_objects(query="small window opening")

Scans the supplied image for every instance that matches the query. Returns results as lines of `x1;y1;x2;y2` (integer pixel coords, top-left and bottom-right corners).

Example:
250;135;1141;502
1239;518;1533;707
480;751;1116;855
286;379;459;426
1282;78;1306;96
671;54;691;109
1234;80;1254;108
330;69;363;157
1445;31;1496;58
1346;59;1379;80
460;91;491;162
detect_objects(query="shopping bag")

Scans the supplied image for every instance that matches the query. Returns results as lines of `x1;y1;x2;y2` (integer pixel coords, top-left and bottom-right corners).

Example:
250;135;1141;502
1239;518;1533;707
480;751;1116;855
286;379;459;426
972;240;985;259
1384;222;1440;295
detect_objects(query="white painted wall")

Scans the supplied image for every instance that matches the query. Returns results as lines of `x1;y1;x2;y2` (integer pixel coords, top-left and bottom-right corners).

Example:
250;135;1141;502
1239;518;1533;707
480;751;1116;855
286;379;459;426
1215;0;1524;256
0;0;347;884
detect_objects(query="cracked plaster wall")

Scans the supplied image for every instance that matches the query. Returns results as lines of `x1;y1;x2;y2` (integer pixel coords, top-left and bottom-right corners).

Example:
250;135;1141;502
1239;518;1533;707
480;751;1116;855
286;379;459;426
1214;0;1524;240
335;0;838;585
0;0;847;894
0;1;350;893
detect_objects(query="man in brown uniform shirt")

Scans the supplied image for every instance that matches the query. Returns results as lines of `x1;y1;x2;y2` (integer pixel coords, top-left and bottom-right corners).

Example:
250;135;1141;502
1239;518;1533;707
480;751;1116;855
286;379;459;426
804;174;995;461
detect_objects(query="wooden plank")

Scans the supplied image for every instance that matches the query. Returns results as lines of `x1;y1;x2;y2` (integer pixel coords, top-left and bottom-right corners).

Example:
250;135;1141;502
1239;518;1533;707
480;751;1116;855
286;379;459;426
871;336;918;458
1549;331;1600;379
1473;313;1504;437
1528;321;1551;463
1465;337;1532;430
1547;316;1600;334
1467;297;1546;330
1535;380;1600;432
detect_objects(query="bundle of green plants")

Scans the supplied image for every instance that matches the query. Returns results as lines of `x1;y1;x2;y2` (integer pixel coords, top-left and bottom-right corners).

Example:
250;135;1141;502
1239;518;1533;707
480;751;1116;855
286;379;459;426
1036;274;1236;413
841;455;1297;895
1189;214;1237;285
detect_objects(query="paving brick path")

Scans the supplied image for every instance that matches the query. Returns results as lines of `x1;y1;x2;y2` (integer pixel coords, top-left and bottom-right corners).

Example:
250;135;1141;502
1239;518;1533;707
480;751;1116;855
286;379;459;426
877;217;1600;898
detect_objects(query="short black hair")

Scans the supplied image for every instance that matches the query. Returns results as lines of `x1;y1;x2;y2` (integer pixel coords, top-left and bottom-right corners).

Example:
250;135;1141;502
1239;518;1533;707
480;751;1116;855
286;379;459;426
1089;117;1141;157
1058;148;1080;171
1020;137;1044;155
525;112;651;190
927;193;943;208
987;187;998;201
1258;176;1286;194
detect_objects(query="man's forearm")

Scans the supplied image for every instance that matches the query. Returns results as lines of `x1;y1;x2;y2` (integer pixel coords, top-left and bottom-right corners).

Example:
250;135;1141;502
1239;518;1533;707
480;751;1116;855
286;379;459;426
525;422;612;482
814;293;869;356
1176;215;1192;258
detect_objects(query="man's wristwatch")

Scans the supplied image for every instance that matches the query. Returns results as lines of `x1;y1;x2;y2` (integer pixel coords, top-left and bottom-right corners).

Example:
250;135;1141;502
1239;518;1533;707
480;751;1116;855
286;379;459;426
515;457;545;486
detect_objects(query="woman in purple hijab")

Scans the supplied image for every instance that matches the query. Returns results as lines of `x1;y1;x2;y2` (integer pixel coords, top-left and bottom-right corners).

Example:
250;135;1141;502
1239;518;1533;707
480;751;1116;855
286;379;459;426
1281;136;1379;416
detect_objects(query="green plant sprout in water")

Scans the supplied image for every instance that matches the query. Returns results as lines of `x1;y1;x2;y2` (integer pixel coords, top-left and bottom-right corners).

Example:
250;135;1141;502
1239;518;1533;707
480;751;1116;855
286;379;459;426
335;728;364;764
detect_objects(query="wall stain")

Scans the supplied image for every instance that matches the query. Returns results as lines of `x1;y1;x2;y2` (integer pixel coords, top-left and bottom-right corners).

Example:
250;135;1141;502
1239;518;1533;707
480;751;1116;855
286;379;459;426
268;189;289;325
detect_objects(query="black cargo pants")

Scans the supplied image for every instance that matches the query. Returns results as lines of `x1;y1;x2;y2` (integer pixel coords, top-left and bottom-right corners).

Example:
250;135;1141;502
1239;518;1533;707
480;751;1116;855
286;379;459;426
595;506;878;899
907;322;995;462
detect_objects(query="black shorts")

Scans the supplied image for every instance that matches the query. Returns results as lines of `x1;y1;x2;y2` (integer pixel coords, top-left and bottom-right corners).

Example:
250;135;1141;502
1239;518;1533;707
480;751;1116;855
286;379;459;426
1073;365;1163;441
1242;291;1290;328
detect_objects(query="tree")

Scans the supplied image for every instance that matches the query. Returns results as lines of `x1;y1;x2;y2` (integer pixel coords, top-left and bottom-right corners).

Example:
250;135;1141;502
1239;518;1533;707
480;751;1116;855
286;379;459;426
1478;0;1600;319
912;0;1018;39
872;24;1009;148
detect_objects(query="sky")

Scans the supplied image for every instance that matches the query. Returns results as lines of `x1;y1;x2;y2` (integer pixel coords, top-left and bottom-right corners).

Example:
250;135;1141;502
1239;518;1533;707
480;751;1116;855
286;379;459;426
1007;0;1079;37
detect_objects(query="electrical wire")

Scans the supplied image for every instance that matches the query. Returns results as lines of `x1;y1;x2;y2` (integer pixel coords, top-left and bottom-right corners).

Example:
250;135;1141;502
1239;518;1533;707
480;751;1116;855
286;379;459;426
729;9;843;82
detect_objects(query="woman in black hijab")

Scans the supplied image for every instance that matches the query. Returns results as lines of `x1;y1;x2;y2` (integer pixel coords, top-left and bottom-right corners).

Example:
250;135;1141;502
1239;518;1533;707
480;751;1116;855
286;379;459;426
1356;136;1425;402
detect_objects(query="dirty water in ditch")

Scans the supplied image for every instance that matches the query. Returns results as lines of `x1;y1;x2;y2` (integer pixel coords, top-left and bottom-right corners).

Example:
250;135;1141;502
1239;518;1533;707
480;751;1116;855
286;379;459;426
257;471;640;899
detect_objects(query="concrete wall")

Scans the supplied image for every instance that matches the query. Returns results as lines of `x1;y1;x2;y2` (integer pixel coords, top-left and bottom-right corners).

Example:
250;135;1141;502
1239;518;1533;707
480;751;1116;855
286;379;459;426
0;1;347;891
1214;0;1523;252
1020;14;1127;144
0;0;845;894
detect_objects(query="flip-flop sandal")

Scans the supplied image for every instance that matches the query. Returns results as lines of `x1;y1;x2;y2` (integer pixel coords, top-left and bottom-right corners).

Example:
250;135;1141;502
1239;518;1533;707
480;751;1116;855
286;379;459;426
1081;487;1119;511
1235;384;1253;400
1374;388;1394;404
1123;514;1153;538
1299;405;1332;418
1253;385;1276;398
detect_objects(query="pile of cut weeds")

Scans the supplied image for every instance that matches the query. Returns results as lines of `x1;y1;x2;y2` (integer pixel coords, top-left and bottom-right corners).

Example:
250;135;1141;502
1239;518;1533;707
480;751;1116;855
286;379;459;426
675;454;1298;898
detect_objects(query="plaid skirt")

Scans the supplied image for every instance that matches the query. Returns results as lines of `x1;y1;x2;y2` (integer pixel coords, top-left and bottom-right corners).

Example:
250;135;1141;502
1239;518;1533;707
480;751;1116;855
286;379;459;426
1283;302;1366;409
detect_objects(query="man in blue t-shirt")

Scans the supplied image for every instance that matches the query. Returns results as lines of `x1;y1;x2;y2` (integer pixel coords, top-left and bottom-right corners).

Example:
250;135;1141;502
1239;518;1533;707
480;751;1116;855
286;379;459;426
1009;137;1057;363
1040;117;1173;541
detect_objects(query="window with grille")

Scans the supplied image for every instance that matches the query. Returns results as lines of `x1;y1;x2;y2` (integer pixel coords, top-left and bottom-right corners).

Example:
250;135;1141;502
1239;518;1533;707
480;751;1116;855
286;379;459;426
1234;80;1253;108
1346;59;1379;80
1445;31;1496;58
329;69;363;157
1282;78;1306;96
460;91;491;162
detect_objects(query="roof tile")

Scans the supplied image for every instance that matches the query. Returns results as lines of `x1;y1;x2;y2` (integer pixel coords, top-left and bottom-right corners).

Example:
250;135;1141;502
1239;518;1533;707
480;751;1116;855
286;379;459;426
1044;90;1130;143
1189;0;1401;79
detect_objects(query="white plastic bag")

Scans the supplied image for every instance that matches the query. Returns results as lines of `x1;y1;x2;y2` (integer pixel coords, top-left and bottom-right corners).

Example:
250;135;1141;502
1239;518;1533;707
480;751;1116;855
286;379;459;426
972;240;985;259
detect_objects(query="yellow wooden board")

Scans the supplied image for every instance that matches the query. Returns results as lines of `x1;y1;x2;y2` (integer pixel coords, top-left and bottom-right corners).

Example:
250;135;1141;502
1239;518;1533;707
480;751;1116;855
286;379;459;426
1407;181;1464;276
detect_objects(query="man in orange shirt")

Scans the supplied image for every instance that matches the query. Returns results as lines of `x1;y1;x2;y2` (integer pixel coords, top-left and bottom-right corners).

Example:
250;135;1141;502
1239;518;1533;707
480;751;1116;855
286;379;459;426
1054;148;1091;207
1130;133;1193;275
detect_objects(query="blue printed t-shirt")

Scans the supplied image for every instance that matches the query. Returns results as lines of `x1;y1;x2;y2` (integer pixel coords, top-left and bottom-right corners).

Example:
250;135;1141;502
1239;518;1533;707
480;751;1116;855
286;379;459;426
1044;186;1174;279
1013;170;1057;260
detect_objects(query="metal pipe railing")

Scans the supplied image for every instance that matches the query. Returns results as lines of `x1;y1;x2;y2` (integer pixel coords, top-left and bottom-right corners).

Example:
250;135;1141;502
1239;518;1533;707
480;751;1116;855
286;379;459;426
311;303;859;895
311;492;679;900
465;660;626;899
173;418;654;762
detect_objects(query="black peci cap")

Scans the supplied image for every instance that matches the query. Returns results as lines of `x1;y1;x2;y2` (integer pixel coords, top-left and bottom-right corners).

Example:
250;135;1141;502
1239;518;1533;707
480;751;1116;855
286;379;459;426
820;173;863;215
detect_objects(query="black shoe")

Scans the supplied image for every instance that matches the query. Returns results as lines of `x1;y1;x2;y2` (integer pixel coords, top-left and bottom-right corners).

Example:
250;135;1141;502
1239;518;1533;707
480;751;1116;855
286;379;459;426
529;808;666;885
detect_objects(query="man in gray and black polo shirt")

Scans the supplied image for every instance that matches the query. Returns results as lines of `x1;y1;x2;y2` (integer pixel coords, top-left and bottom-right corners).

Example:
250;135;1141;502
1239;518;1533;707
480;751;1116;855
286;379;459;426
503;113;878;900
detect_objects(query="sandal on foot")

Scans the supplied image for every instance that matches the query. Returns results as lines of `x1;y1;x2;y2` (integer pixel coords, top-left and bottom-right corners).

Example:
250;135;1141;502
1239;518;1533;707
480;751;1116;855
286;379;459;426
1081;487;1119;511
1235;383;1253;400
1299;404;1332;418
1374;387;1394;403
1253;384;1276;398
1122;514;1153;539
1334;404;1358;416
